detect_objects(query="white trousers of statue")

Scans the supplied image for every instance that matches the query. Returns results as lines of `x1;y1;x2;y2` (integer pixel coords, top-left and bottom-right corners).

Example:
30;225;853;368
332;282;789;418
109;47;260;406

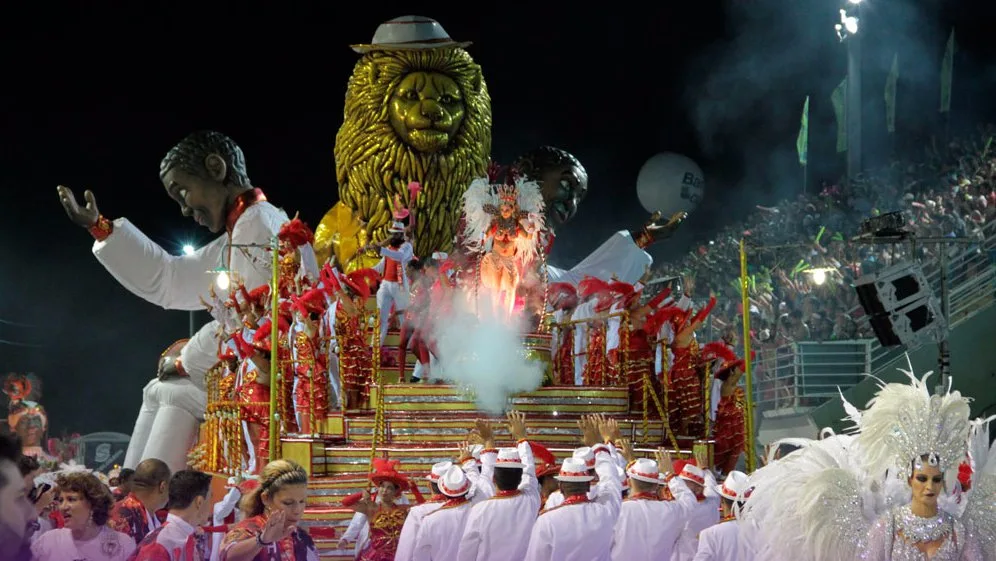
123;378;206;472
375;280;410;342
123;322;217;473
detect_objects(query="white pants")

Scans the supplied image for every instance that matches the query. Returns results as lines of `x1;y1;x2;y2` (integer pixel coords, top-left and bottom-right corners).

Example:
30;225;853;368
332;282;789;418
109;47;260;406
123;377;207;472
375;280;410;341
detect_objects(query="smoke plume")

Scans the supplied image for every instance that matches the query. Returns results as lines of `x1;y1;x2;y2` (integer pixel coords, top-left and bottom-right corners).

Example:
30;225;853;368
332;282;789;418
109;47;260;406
428;291;544;413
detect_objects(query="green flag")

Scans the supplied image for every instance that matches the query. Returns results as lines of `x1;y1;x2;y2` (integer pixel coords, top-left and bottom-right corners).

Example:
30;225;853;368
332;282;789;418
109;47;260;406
796;96;810;166
831;77;848;153
885;54;899;133
940;29;955;113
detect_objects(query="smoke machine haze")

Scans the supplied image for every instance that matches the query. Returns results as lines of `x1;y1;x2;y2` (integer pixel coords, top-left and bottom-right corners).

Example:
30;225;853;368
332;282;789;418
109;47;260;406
428;292;545;413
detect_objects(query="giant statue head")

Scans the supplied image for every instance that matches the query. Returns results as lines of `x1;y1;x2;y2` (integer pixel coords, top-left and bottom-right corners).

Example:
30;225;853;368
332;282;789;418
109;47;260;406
331;16;492;265
513;146;589;229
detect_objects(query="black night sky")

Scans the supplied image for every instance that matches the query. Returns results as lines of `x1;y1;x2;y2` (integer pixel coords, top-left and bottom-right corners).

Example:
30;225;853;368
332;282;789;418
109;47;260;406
2;1;995;436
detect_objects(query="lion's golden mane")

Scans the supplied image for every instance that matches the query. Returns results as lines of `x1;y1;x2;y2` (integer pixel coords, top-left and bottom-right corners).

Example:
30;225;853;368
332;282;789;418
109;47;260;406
334;48;492;257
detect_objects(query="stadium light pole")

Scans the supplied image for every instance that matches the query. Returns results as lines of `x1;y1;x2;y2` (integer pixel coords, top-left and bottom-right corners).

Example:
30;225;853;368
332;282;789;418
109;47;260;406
182;244;196;337
837;1;863;181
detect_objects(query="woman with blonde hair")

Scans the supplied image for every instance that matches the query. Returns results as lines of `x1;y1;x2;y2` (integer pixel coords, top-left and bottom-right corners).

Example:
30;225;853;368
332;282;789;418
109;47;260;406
31;471;135;561
219;459;318;561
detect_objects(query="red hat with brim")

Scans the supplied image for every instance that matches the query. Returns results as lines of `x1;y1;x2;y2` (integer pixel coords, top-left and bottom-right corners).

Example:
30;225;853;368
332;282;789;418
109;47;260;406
369;458;411;491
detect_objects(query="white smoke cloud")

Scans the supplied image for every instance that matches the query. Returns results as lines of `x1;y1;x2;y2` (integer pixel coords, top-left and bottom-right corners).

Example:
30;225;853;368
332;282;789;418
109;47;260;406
428;291;544;413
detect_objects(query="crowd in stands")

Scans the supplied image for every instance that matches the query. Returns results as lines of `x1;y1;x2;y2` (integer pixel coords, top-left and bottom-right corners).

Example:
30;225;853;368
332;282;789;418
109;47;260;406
652;126;996;347
646;127;996;408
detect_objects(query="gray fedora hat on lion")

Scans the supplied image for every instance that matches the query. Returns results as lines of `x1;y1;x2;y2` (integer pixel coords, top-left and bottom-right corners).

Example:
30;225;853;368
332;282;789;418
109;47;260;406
351;15;472;53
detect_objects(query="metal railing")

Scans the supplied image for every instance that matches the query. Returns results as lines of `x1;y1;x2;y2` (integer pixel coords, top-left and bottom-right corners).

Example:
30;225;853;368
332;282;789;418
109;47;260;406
752;340;872;412
747;221;996;413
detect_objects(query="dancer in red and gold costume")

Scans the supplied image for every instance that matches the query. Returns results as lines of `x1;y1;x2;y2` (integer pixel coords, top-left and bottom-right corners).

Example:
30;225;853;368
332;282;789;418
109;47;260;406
219;459;318;561
663;296;717;437
397;258;436;383
547;283;579;385
343;459;419;561
327;269;379;409
288;288;328;434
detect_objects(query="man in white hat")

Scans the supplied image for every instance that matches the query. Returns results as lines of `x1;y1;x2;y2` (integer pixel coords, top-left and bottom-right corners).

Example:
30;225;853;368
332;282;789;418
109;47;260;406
671;459;720;561
412;465;474;560
370;218;414;343
611;454;696;561
456;412;538;561
393;461;453;561
543;446;593;510
693;471;752;561
523;448;621;561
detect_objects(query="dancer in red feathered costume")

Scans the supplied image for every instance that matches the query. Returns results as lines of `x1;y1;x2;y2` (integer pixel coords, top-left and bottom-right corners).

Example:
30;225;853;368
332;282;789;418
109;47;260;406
575;277;616;386
609;287;673;419
660;296;717;437
289;288;329;433
698;339;750;474
547;282;579;385
334;269;380;409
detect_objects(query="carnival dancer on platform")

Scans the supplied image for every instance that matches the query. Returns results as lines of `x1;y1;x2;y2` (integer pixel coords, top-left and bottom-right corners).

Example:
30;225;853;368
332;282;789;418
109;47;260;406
288;288;329;434
368;205;414;343
108;458;171;546
692;471;752;561
317;264;345;408
219;459;317;561
664;295;717;437
57;131;290;472
456;411;539;561
570;277;610;385
523;440;622;561
129;470;213;561
332;269;379;409
547;283;579;385
397;258;433;383
611;449;696;561
462;163;545;319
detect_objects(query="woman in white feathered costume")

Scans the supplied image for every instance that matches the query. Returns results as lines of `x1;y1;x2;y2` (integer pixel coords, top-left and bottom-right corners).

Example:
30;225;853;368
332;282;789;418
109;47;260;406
462;162;545;318
740;366;996;561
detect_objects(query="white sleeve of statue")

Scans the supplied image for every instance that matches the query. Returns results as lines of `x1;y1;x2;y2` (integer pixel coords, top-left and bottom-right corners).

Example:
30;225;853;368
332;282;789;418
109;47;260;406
546;230;651;286
92;218;226;311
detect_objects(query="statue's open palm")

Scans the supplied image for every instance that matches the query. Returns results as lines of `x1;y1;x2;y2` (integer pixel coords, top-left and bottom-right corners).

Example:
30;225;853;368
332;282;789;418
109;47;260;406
57;185;99;228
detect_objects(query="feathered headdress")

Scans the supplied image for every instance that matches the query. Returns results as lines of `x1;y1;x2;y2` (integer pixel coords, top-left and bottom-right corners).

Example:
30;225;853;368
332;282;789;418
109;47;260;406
857;369;971;476
278;215;315;248
461;161;546;258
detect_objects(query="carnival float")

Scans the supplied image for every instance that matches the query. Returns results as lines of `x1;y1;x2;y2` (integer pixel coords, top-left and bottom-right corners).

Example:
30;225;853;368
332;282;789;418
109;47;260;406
181;15;751;559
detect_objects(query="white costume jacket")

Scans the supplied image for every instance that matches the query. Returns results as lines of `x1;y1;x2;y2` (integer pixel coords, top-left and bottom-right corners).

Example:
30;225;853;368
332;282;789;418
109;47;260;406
93;197;287;471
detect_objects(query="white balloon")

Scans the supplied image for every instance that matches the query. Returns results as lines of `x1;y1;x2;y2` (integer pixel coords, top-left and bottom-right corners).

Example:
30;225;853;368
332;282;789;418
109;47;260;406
636;153;705;214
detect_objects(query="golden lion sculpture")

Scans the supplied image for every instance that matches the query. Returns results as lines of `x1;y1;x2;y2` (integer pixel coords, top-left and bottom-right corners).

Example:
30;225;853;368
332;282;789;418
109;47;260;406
316;16;492;270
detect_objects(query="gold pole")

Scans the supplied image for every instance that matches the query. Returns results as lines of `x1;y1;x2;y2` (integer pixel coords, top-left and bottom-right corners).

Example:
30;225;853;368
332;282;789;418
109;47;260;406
268;235;281;461
739;239;757;472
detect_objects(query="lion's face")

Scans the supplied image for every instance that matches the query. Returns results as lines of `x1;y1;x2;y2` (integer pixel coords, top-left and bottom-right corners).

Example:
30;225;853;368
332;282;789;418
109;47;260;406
389;71;465;153
334;47;492;262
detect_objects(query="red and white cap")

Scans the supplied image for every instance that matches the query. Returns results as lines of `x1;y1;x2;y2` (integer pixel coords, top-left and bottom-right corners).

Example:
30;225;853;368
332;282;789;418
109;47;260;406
426;461;453;481
555;458;595;483
495;447;525;469
572;447;596;470
438;465;471;498
716;470;750;501
678;463;707;486
627;459;661;484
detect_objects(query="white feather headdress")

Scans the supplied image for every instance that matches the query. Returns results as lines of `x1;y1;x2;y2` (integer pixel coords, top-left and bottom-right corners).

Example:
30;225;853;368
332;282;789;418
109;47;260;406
461;166;545;262
857;368;971;477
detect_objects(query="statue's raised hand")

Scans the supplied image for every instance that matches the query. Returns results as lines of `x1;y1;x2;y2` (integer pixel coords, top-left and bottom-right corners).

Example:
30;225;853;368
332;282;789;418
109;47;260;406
56;185;99;228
